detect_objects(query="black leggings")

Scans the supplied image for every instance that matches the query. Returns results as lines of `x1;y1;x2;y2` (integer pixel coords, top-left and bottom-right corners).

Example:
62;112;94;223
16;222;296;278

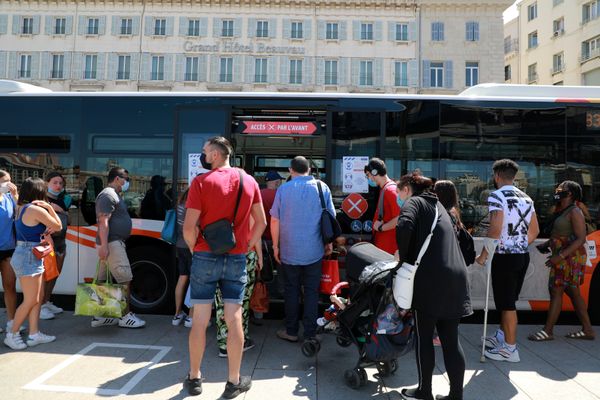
414;310;466;399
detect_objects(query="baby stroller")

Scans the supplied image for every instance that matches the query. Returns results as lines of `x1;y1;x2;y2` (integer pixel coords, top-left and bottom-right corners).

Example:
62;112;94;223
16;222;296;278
302;243;415;390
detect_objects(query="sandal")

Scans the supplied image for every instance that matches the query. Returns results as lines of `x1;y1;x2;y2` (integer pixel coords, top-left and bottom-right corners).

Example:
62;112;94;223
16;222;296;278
527;330;554;342
565;330;595;340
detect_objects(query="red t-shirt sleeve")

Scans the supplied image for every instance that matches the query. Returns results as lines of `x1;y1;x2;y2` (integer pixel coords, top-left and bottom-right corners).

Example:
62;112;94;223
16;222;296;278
383;187;400;222
251;180;262;205
186;176;203;210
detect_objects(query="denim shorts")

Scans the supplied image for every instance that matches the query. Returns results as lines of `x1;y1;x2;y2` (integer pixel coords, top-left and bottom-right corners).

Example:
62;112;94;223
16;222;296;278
10;241;44;278
190;252;247;305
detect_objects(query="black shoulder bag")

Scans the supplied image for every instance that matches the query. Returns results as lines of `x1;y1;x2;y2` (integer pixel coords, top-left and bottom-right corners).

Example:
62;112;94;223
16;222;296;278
317;181;342;244
202;169;244;255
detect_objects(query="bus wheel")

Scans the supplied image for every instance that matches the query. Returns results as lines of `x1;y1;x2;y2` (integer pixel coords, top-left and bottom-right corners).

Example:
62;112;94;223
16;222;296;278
128;245;173;314
588;267;600;325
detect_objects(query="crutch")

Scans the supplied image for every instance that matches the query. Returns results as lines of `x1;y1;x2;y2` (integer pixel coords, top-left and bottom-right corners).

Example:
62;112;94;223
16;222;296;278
480;238;499;363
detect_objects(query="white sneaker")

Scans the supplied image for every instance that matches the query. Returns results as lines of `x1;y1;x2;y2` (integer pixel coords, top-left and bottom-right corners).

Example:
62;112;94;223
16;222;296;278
119;312;146;329
6;320;26;333
484;329;505;350
172;312;187;326
485;344;520;363
26;331;56;347
91;317;119;328
184;316;193;328
39;306;55;320
43;302;63;314
4;332;27;350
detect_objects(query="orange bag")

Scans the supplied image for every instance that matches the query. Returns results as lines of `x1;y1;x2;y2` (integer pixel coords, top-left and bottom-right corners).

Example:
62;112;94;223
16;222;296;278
43;250;59;282
320;259;340;294
250;271;269;313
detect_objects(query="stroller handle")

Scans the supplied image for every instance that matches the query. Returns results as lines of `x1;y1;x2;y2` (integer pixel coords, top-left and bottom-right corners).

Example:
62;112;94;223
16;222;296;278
331;281;349;295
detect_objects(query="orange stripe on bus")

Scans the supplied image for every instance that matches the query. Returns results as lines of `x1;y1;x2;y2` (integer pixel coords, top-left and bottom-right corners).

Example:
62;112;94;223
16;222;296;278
132;228;161;239
529;272;592;312
66;233;96;249
71;226;98;237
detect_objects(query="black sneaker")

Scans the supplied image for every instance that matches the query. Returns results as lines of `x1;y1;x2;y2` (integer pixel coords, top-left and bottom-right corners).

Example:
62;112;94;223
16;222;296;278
401;388;434;400
183;374;202;396
222;375;252;399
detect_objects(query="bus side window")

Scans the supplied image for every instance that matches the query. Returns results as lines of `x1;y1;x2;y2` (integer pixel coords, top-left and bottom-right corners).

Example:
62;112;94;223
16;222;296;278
80;176;103;226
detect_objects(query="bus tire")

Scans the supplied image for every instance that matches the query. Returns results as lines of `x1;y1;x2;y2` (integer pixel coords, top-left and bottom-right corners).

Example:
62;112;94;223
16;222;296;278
588;266;600;325
128;245;174;314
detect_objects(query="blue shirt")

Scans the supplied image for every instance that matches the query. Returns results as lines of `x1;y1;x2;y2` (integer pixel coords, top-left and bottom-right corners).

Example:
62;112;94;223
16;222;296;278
0;193;16;250
270;176;336;265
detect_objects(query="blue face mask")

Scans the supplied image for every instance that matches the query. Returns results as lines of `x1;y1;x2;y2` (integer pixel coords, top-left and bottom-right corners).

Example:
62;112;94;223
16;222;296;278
396;197;405;208
48;188;62;197
368;179;377;188
122;180;130;192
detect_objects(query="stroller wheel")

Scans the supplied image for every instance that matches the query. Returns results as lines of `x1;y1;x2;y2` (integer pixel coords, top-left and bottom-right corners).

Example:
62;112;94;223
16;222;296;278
377;360;396;377
301;339;320;357
336;336;353;347
344;369;362;390
358;368;368;386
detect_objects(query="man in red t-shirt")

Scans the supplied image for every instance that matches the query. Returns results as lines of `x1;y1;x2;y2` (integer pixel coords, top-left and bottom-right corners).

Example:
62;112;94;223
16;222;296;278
183;137;266;398
364;158;400;255
260;170;283;241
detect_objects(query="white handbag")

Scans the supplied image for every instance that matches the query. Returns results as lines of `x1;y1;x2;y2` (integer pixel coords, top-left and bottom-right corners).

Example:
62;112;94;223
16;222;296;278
393;203;439;310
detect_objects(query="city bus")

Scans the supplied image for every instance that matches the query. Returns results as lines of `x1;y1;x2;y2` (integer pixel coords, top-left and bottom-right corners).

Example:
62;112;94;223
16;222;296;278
1;80;599;322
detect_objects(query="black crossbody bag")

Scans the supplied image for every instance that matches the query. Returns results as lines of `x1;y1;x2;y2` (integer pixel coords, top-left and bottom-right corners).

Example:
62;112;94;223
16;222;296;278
202;170;243;255
317;181;342;244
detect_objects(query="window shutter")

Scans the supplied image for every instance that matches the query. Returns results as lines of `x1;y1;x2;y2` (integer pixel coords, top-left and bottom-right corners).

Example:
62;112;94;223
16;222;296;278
283;19;290;39
304;57;312;85
8;52;17;79
317;20;325;40
198;55;207;82
304;19;311;40
422;60;430;88
12;16;20;35
351;58;359;85
130;53;139;80
140;53;150;80
111;16;119;36
408;22;416;41
439;23;444;40
65;16;73;35
465;22;470;41
374;59;383;87
45;16;53;35
33;16;40;34
166;17;174;36
176;54;185;81
248;18;256;38
109;54;118;80
352;21;360;40
408;60;418;87
0;15;8;35
339;21;347;40
388;22;395;41
144;17;153;36
71;52;82;79
316;58;324;85
212;18;221;37
0;52;6;77
200;18;208;37
233;18;241;37
269;19;277;38
41;52;50;79
164;54;173;80
374;21;383;41
210;55;219;82
233;55;242;83
96;53;105;79
63;52;71;78
245;55;253;82
179;17;188;36
474;22;479;41
279;56;289;83
339;57;348;85
267;57;275;83
98;16;106;35
444;60;453;88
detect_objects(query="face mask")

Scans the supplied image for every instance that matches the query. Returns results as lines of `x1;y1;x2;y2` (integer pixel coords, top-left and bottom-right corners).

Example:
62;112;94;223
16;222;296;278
122;180;130;192
368;179;377;188
200;153;212;170
0;183;8;194
396;197;405;208
48;188;61;197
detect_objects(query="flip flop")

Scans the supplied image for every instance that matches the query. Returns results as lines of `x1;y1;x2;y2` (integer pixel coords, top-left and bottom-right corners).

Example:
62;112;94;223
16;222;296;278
528;330;554;342
565;331;595;340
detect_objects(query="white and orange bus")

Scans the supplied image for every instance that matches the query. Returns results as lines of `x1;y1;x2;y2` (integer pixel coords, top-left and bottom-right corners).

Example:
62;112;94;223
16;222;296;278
1;80;599;321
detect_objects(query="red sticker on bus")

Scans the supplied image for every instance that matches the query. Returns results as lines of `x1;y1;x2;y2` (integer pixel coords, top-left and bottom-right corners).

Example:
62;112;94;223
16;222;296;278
342;193;368;220
242;121;317;135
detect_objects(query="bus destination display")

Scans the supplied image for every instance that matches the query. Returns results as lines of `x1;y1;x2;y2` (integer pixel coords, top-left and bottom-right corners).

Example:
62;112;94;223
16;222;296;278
242;121;317;135
587;110;600;130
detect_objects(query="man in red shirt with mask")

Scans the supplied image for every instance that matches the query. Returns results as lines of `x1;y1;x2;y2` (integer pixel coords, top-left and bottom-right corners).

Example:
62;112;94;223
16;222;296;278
364;158;400;255
183;137;266;398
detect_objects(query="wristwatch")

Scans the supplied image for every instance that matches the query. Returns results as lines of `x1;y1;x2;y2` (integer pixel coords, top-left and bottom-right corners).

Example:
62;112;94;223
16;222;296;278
377;225;383;232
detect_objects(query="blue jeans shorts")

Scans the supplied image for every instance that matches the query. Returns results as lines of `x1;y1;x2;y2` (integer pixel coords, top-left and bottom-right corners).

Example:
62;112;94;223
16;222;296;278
10;241;44;278
190;252;247;305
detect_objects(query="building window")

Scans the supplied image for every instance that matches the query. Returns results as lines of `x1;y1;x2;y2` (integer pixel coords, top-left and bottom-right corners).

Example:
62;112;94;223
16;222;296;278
120;18;132;35
325;60;338;85
256;20;269;38
553;18;564;36
220;57;233;82
504;36;512;53
528;31;538;49
581;36;600;62
505;65;511;81
553;52;564;73
117;55;131;80
87;18;99;35
188;19;200;37
582;1;599;24
360;23;373;41
185;57;199;81
395;23;408;41
431;22;444;41
289;59;303;84
51;54;64;79
84;54;97;79
291;22;303;39
394;61;407;86
19;54;32;78
326;23;338;40
528;63;537;83
465;62;479;86
430;62;444;87
154;19;166;36
553;0;563;6
528;2;538;21
222;20;233;37
151;56;164;80
359;60;373;86
55;18;66;35
466;22;479;41
22;17;33;34
254;58;267;83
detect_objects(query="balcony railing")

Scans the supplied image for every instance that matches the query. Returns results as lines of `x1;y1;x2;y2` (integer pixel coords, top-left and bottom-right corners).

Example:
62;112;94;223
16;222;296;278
18;70;31;78
184;73;199;81
551;64;565;75
50;70;64;79
504;39;519;54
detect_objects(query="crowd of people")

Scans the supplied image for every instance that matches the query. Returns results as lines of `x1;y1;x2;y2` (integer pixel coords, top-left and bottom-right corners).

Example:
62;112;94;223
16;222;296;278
0;139;597;399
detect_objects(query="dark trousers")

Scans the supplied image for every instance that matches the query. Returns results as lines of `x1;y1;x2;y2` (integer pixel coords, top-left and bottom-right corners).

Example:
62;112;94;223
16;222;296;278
282;260;322;339
414;310;466;399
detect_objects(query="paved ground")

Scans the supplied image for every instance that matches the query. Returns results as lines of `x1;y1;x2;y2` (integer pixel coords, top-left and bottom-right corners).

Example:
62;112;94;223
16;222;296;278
0;310;598;399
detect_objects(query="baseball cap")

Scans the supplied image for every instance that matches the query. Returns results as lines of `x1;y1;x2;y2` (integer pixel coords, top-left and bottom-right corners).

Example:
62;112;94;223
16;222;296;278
265;170;284;182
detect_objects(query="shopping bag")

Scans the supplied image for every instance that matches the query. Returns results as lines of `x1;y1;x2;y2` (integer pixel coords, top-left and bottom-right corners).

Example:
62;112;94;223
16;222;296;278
250;271;269;313
43;250;59;282
320;259;340;294
161;209;177;244
74;261;128;318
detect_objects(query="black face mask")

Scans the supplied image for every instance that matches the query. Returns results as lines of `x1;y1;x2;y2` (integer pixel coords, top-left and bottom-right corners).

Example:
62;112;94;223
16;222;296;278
200;153;212;170
554;191;570;202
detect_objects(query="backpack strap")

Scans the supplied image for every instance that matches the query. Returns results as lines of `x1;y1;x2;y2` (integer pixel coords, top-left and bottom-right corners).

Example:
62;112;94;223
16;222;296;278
317;181;326;211
378;181;397;221
231;169;244;227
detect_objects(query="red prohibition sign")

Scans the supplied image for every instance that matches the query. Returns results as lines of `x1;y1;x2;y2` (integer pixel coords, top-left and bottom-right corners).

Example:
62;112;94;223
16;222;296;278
342;193;368;219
